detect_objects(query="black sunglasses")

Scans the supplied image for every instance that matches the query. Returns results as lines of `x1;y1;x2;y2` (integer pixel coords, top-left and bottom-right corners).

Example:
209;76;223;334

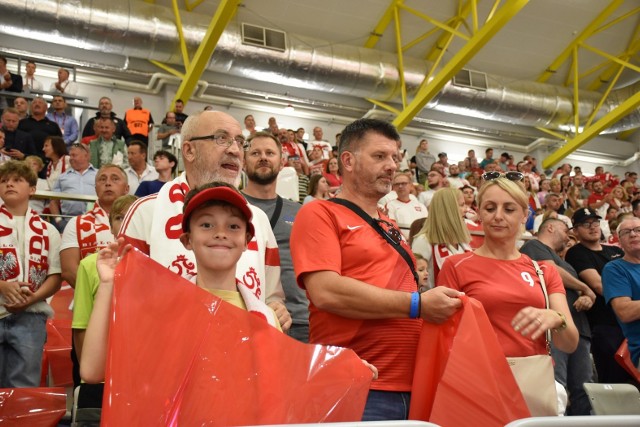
482;171;524;182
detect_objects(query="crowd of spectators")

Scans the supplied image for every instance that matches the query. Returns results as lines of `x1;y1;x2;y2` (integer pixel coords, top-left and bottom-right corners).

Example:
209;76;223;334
2;54;640;422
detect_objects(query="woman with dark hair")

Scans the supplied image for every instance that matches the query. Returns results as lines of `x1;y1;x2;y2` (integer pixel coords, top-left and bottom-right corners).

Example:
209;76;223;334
43;135;70;189
323;157;342;193
303;174;331;204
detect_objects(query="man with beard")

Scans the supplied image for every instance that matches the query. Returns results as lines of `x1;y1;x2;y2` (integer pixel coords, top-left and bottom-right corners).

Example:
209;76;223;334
290;118;462;421
81;97;130;142
119;111;289;329
565;208;634;384
446;163;469;189
418;168;445;209
242;131;304;340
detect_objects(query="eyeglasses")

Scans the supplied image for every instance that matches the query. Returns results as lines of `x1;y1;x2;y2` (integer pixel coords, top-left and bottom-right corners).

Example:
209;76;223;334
374;218;403;245
619;227;640;238
70;143;89;152
577;220;600;229
188;133;249;151
482;171;524;182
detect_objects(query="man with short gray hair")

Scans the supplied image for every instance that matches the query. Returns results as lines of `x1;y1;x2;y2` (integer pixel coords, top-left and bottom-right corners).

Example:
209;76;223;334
604;216;640;372
119;110;289;329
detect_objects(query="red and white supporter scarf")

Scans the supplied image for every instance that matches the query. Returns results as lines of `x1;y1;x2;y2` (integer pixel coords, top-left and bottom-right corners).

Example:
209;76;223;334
149;174;269;301
77;202;112;259
0;205;49;293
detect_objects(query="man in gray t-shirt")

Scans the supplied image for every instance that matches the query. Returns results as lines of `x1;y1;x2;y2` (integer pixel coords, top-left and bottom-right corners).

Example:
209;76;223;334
242;131;309;342
520;218;596;415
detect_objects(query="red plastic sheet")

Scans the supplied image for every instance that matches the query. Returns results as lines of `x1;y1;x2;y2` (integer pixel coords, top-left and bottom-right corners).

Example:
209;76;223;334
102;250;371;426
409;296;530;427
0;387;66;426
615;339;640;383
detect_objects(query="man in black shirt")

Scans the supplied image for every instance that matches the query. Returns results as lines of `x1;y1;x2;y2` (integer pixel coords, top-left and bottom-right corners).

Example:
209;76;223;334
565;208;633;384
1;108;36;160
82;96;130;142
18;97;62;162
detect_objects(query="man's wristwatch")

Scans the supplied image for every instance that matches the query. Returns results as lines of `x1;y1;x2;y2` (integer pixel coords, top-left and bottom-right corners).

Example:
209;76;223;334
553;311;568;332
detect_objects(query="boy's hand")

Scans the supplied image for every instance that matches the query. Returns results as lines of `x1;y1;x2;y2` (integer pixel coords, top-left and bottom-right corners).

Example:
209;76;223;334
0;280;27;305
96;238;131;285
4;286;36;313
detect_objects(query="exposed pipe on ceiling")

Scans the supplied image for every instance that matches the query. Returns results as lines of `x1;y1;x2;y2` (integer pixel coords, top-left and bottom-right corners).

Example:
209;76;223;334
0;0;637;134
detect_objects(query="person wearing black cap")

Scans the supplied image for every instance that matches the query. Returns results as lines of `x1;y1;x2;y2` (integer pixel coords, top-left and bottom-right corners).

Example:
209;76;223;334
565;208;636;385
435;152;450;176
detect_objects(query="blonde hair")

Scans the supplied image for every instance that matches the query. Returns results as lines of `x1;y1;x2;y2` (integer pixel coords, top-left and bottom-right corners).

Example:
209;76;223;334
422;187;470;245
477;178;528;213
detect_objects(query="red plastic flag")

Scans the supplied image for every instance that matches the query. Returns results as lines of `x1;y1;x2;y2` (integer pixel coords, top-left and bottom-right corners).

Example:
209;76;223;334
0;387;66;426
409;296;530;426
101;250;371;426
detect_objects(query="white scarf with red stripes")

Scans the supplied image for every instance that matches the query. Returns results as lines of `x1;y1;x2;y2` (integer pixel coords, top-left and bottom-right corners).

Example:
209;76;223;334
0;205;52;317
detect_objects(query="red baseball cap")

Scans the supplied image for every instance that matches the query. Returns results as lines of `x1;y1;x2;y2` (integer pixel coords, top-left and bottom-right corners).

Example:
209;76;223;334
182;186;255;239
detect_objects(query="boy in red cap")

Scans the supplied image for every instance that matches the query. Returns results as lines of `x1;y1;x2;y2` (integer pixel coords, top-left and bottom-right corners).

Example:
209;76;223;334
81;182;279;383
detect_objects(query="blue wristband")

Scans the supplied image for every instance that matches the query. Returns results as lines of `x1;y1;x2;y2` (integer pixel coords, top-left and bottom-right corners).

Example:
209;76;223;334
409;291;420;319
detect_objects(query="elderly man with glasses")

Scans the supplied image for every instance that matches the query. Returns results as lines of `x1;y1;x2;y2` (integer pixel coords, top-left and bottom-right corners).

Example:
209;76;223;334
119;110;289;330
565;208;637;385
604;216;640;373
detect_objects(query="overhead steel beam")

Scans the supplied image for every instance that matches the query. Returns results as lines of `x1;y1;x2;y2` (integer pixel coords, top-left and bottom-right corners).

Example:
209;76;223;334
425;0;474;61
588;28;640;91
542;90;640;169
537;0;624;83
392;0;529;131
172;0;240;107
364;0;404;48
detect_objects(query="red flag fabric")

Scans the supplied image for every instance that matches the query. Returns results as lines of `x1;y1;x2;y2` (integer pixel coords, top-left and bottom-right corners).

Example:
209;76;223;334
101;250;371;426
0;387;66;426
409;296;530;426
615;339;640;383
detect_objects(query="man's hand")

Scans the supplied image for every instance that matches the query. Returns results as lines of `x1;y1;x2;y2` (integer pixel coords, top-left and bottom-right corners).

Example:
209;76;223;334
2;149;25;160
420;286;464;324
268;300;292;332
574;295;594;312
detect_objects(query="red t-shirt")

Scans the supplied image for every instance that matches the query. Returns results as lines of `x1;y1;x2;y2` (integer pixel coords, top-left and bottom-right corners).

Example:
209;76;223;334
588;192;605;206
291;200;421;392
437;253;564;357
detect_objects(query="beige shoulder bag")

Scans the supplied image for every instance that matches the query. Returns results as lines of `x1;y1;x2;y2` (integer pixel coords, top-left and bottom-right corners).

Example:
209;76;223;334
506;260;558;417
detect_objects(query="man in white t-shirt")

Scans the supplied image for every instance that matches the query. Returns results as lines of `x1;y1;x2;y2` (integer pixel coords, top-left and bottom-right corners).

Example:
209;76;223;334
418;169;446;209
307;126;332;160
386;172;427;239
119;110;290;330
60;164;130;287
50;68;78;96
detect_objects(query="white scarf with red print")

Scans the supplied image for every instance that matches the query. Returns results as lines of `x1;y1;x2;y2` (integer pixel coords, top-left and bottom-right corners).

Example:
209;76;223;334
148;174;270;302
0;205;50;293
76;202;112;259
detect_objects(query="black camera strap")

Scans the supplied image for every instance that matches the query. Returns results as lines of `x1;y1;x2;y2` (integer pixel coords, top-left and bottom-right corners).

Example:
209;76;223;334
329;198;420;287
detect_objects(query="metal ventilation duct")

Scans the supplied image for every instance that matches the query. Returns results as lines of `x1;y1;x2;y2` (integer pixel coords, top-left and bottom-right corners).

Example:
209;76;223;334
0;0;637;133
